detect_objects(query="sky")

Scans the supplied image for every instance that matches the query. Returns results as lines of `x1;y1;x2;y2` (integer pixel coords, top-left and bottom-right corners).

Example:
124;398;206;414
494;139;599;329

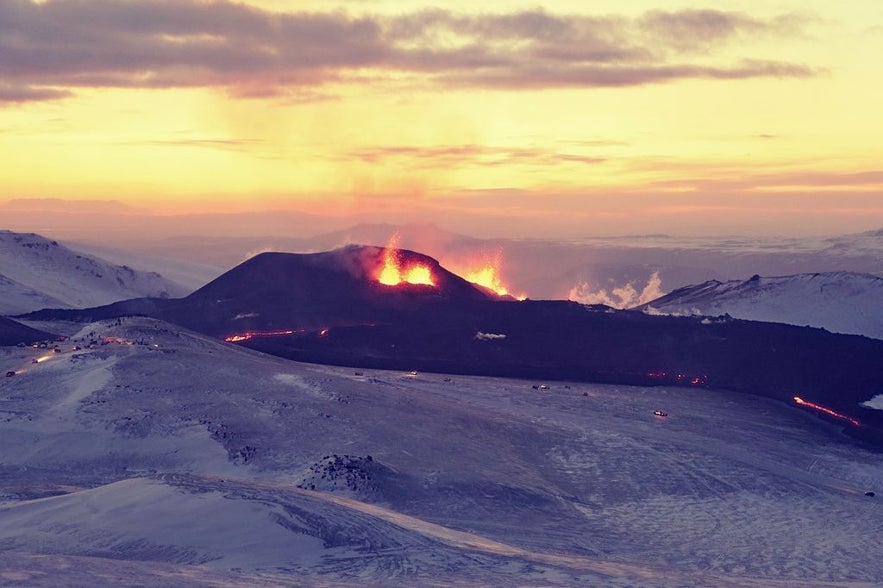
1;0;882;238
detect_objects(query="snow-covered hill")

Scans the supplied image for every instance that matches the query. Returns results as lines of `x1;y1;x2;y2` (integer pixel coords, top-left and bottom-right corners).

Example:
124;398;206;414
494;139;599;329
1;317;882;585
0;231;187;315
641;272;883;340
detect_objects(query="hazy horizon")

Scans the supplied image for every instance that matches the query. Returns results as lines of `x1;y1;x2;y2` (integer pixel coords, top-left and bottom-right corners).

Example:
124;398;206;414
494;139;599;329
2;197;882;243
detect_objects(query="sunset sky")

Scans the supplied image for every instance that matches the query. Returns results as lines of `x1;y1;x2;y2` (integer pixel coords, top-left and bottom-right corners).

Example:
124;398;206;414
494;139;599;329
1;0;881;237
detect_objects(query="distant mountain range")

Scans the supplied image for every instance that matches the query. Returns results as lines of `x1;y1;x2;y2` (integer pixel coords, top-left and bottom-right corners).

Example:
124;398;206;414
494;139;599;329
21;245;883;448
0;230;187;315
61;222;883;302
641;272;883;341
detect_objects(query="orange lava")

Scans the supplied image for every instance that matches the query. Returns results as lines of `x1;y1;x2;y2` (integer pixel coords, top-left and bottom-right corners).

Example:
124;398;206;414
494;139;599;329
464;265;511;296
225;329;296;343
377;234;435;287
452;249;525;299
793;396;861;427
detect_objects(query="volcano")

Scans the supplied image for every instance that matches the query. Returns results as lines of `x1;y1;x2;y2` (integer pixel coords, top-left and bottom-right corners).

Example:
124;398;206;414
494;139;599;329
21;245;883;448
23;246;494;338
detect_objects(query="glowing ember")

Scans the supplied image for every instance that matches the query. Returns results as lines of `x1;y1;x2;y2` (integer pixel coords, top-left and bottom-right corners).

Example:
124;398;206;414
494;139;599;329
793;396;861;427
646;370;707;386
377;233;435;287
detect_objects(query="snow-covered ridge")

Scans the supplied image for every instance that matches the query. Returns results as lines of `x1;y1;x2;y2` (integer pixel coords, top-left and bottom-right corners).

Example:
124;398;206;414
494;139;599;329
641;272;883;340
0;230;187;315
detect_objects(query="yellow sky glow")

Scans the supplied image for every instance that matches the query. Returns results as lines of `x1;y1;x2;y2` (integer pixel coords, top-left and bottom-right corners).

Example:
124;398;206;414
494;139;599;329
0;0;881;235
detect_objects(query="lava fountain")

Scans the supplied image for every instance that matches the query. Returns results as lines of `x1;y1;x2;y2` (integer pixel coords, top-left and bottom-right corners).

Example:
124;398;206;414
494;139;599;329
464;264;511;296
377;234;435;287
453;249;525;299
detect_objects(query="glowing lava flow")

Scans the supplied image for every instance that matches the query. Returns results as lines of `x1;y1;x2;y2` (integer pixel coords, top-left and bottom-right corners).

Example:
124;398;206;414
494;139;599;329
793;396;861;427
377;234;435;286
225;329;297;343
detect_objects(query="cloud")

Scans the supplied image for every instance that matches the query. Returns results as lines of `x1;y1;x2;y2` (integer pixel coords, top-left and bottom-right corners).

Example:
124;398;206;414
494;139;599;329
347;145;605;168
0;2;818;104
0;82;73;104
135;138;265;152
640;167;883;193
443;60;814;90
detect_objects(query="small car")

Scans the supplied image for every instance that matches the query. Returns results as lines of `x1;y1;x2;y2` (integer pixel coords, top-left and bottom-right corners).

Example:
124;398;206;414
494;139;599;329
653;410;668;417
5;371;15;378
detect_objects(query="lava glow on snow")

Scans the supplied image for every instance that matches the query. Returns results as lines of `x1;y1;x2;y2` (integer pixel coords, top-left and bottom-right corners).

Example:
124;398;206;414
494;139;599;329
377;234;435;287
793;396;861;427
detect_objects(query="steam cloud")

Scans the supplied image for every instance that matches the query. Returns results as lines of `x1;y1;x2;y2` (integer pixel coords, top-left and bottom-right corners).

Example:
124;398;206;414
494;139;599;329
568;271;664;309
475;331;507;340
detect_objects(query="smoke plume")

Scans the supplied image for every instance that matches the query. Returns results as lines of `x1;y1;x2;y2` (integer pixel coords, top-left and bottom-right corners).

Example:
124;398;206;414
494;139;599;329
568;271;664;309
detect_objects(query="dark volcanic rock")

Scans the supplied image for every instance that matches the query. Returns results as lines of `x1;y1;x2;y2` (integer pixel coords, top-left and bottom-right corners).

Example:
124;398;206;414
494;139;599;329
0;316;55;346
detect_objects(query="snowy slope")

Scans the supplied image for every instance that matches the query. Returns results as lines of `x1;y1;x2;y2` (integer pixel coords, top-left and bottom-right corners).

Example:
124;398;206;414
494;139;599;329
67;239;224;293
1;317;882;585
641;272;883;340
0;231;188;315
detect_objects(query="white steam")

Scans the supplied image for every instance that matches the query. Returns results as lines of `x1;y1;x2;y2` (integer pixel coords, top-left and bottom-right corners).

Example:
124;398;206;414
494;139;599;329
568;271;664;309
474;331;507;340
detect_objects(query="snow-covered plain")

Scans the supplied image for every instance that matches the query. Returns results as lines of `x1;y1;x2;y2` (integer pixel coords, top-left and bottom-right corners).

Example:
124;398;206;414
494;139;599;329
1;317;882;586
642;272;883;340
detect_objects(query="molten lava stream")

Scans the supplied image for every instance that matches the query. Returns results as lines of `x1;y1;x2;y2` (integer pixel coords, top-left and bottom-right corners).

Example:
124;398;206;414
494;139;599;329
224;329;297;343
793;396;861;427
